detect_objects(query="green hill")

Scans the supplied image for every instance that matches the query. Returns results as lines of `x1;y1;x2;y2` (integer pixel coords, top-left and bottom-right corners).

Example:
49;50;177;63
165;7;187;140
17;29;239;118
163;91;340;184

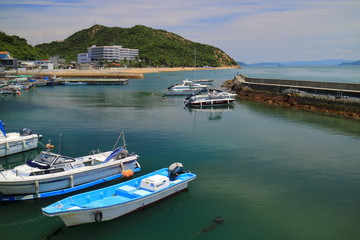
0;31;48;60
36;25;238;67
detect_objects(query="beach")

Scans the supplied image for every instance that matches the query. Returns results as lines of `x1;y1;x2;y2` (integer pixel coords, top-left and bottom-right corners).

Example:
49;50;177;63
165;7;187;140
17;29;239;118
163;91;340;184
12;66;240;79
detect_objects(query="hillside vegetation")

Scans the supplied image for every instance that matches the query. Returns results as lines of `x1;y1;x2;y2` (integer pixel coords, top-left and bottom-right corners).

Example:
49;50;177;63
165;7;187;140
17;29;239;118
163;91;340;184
36;25;238;67
0;31;48;60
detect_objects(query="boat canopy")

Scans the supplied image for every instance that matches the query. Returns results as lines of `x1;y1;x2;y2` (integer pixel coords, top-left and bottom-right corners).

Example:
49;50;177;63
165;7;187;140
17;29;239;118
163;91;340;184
102;147;124;164
0;120;6;137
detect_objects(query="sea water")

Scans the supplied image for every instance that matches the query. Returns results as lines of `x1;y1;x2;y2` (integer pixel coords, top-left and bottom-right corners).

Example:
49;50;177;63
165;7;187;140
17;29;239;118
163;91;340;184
0;67;359;240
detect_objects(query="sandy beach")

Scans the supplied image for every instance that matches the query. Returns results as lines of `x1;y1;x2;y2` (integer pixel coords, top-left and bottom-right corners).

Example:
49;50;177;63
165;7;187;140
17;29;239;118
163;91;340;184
12;66;239;79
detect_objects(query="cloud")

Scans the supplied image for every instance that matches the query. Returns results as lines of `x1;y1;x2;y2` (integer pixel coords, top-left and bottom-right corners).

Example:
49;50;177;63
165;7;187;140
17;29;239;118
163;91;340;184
0;0;359;62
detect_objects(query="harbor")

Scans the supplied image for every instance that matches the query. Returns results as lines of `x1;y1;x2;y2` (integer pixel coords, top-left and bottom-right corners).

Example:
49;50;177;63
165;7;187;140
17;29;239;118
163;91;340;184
0;67;360;240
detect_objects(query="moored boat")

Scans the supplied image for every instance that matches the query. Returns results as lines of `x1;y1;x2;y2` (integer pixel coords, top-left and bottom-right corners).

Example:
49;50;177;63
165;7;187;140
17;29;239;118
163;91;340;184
184;88;236;107
163;80;209;96
42;162;196;226
0;132;140;201
192;79;214;85
0;120;42;158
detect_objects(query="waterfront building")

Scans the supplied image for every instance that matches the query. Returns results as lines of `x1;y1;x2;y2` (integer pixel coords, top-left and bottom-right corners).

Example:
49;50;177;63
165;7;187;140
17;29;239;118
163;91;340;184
78;45;139;64
0;51;18;69
77;53;91;64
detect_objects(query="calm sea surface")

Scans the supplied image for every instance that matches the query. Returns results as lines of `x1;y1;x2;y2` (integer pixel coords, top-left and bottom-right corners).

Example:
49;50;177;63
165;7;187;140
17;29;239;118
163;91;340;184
1;67;360;240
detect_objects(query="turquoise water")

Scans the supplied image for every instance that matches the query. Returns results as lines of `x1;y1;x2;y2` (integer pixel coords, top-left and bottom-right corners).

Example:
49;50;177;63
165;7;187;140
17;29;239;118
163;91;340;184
1;67;360;240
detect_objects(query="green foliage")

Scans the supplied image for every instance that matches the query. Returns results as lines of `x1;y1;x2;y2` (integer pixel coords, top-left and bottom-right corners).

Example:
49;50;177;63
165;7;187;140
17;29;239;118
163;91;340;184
36;25;238;67
0;31;48;60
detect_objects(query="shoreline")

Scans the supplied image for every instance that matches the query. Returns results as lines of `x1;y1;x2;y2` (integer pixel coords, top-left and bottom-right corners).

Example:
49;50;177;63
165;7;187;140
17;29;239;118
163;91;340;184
8;66;239;79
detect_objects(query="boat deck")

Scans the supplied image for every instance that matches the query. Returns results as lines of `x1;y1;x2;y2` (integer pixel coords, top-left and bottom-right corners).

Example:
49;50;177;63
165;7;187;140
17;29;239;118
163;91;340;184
43;169;195;214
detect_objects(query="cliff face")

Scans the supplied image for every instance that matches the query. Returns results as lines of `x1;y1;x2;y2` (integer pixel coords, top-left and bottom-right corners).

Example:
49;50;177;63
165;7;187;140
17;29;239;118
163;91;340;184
223;76;360;119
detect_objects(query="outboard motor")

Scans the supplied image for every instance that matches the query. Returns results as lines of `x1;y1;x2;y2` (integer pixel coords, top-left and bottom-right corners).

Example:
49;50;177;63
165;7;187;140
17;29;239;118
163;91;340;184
19;128;33;136
168;162;185;180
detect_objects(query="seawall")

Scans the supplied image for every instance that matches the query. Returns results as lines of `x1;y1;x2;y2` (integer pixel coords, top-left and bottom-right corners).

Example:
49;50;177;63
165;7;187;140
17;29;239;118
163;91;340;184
223;74;360;119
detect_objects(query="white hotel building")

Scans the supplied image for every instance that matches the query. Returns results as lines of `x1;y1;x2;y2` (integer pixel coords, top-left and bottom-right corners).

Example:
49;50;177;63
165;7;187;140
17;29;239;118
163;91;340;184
78;45;139;63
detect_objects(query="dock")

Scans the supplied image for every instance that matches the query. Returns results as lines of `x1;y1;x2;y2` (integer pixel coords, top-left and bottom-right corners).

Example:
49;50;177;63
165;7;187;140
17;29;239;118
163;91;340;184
59;78;129;85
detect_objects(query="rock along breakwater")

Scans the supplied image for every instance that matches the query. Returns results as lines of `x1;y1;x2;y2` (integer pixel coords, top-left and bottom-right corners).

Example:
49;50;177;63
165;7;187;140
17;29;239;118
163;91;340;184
223;74;360;119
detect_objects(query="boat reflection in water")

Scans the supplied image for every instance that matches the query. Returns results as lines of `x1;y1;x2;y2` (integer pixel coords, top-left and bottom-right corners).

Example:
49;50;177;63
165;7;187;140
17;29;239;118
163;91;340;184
186;105;235;121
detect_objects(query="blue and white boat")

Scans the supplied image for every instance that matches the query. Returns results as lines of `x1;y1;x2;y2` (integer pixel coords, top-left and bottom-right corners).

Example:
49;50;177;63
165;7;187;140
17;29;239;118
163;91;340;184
0;132;140;201
0;120;42;157
163;80;209;96
42;163;196;226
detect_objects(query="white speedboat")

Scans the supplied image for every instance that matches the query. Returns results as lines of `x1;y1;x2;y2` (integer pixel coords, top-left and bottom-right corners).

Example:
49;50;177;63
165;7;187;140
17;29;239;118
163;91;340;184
42;162;196;226
0;133;141;201
163;80;209;96
184;88;236;107
192;79;214;85
0;120;42;157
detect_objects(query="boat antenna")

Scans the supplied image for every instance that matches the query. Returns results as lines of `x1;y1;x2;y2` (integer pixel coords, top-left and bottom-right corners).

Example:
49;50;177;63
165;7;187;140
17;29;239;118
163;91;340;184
112;131;126;150
58;133;62;154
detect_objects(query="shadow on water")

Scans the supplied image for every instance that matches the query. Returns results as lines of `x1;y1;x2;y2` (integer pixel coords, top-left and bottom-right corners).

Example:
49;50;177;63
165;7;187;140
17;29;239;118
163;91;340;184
238;98;360;137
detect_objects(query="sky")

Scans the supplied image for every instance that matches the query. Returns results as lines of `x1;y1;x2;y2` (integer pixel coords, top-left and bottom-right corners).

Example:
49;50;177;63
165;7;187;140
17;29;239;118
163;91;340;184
0;0;359;63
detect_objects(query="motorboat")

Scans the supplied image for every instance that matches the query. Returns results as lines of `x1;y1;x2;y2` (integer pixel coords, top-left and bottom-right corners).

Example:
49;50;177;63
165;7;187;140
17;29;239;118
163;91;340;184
0;85;21;95
0;120;42;157
42;162;196;226
0;132;140;201
192;79;214;85
184;88;236;107
163;80;209;96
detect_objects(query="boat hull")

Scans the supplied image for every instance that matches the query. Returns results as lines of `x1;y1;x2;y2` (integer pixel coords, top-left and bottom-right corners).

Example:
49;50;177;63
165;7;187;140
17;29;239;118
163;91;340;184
0;134;40;157
163;90;203;96
56;181;190;226
186;98;235;107
0;158;138;196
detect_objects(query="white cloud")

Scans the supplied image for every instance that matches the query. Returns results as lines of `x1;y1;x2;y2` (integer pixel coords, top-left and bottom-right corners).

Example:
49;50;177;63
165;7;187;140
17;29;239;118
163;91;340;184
0;0;359;62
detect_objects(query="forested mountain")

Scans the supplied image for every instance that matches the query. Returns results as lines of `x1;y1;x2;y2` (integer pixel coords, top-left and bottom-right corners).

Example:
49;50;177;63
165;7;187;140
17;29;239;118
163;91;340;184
0;31;48;60
36;25;238;67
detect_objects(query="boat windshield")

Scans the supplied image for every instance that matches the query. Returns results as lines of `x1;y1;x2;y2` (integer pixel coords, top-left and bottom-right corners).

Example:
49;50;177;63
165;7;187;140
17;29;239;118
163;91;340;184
53;156;75;165
33;153;58;165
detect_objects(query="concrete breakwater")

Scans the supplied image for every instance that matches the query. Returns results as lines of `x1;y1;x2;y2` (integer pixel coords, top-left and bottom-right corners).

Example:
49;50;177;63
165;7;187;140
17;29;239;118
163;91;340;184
223;74;360;119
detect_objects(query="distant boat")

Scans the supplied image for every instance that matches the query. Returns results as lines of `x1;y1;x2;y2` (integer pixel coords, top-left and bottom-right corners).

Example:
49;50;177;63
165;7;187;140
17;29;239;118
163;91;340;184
184;88;236;107
163;80;209;96
42;162;196;226
192;79;214;85
0;120;42;158
0;132;140;201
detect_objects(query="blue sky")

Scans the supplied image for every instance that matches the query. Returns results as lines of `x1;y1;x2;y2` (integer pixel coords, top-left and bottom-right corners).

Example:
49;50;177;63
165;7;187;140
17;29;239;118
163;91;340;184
0;0;359;63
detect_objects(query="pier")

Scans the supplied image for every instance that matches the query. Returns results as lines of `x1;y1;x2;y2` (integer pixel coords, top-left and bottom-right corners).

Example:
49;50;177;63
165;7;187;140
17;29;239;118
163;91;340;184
235;74;360;98
59;78;129;85
224;74;360;119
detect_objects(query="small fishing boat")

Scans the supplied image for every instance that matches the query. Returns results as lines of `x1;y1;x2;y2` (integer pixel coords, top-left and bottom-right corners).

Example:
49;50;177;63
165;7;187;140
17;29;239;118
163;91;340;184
0;132;140;201
0;85;21;95
0;120;42;157
184;88;236;107
163;80;209;96
42;163;196;226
